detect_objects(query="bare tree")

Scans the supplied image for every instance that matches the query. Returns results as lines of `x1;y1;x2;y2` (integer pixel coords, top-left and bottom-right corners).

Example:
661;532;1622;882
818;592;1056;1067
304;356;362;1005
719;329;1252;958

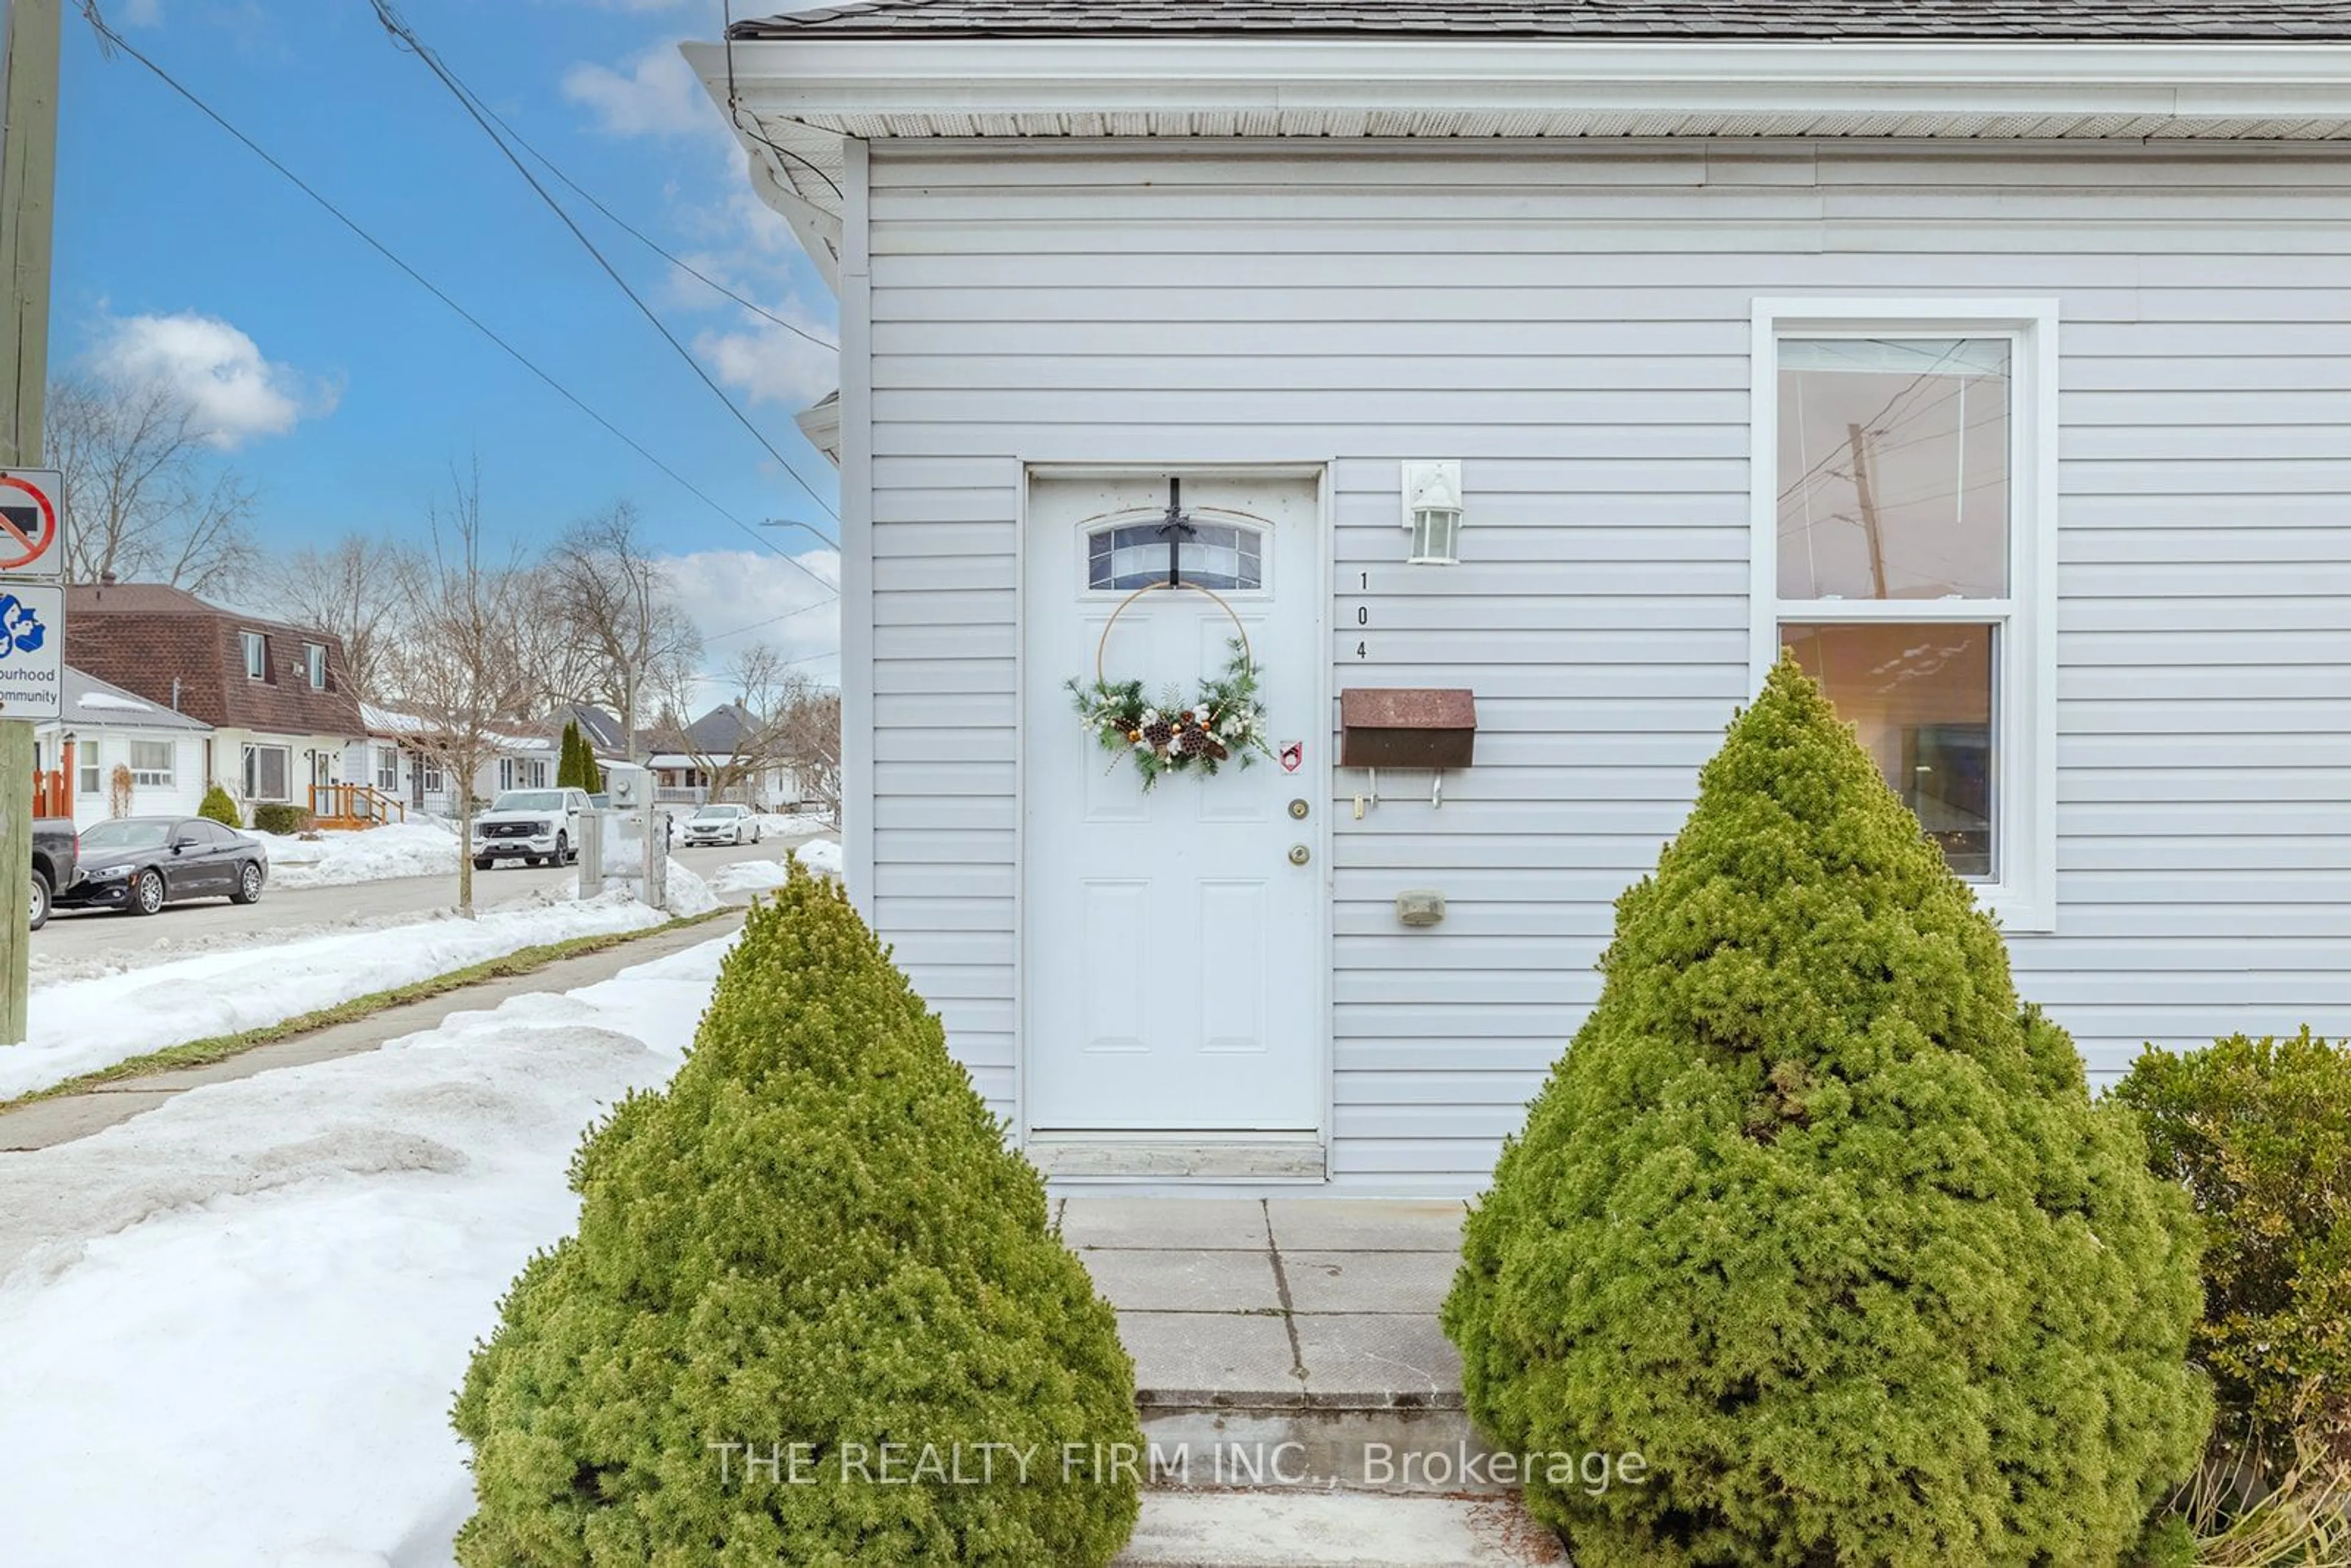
773;673;842;822
653;643;839;817
260;534;414;703
536;503;702;754
388;465;543;918
47;376;259;595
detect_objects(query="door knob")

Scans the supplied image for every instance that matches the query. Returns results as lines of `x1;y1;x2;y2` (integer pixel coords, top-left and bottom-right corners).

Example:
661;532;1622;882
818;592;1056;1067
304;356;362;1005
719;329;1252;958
1288;844;1311;866
1288;798;1310;820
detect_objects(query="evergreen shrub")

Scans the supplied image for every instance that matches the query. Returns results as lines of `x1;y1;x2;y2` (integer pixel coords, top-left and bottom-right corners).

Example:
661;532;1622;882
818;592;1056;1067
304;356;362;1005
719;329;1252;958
197;784;241;827
1443;657;2210;1567
250;803;311;836
452;862;1143;1566
2113;1027;2351;1454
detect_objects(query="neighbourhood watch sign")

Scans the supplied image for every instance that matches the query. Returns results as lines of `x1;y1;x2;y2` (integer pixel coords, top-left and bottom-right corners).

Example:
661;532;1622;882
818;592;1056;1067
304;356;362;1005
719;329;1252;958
0;584;59;720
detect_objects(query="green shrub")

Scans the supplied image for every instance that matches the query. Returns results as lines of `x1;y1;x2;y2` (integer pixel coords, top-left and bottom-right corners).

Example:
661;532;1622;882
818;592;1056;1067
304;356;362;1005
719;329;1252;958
580;744;601;795
249;803;312;836
197;784;241;828
452;863;1142;1566
2112;1027;2351;1455
1443;656;2210;1568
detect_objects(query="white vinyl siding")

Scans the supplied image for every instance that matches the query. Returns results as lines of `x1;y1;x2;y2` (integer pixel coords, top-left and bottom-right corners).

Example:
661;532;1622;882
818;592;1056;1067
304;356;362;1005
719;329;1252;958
860;138;2351;1193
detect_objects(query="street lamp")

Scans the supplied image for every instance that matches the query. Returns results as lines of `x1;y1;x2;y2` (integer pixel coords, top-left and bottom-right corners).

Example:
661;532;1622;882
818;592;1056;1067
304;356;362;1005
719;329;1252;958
760;519;838;549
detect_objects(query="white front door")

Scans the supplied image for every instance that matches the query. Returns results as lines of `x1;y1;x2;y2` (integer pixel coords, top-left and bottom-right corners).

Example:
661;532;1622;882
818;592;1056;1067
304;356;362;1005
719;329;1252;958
1024;472;1324;1135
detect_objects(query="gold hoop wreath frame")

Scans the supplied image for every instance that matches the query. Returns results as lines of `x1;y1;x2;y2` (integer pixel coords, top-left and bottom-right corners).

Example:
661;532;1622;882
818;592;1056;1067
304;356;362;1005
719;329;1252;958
1066;580;1273;790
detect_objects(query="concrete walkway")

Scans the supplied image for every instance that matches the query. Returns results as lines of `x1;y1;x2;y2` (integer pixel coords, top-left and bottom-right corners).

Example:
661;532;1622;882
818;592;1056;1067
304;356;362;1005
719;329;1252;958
0;908;745;1152
1065;1198;1565;1565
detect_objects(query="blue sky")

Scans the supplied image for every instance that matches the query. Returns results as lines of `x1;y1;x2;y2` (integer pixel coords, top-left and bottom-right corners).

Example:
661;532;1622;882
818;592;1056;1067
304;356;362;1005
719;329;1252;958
54;0;841;677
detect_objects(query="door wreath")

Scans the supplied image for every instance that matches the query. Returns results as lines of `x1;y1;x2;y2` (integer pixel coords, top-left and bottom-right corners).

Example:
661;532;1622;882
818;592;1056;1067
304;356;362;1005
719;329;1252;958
1067;581;1272;789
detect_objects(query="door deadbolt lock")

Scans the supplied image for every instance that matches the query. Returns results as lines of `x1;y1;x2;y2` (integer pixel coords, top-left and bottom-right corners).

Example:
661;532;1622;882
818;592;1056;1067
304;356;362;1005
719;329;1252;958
1287;844;1311;866
1288;798;1310;820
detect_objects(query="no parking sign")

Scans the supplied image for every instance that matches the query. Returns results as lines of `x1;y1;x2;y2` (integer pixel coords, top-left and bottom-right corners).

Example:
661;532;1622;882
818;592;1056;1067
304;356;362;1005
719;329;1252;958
0;470;64;580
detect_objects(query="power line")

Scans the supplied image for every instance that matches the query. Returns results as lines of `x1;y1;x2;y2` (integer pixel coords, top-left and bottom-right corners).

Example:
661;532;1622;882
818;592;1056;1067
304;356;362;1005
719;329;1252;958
459;88;839;354
73;2;839;601
703;598;839;644
367;1;839;527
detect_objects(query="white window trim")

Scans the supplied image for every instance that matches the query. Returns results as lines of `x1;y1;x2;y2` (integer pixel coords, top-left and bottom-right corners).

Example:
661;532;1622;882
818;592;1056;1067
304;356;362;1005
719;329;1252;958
242;631;267;681
1749;297;2058;932
304;643;327;690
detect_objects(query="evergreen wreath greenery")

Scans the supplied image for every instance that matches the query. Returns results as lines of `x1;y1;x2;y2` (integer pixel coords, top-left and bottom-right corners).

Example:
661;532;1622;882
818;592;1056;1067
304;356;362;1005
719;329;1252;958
1067;639;1270;790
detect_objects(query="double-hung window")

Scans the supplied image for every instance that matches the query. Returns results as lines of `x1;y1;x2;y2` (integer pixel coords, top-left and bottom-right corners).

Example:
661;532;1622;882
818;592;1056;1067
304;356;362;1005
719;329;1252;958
242;631;268;681
1752;299;2057;929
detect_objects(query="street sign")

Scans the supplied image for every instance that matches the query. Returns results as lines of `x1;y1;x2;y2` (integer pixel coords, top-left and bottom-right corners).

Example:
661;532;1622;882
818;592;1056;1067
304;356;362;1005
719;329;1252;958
0;468;63;580
0;582;59;719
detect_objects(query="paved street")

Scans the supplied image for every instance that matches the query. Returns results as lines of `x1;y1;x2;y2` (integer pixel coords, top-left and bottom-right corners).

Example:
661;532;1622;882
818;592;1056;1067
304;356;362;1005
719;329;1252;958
31;835;821;964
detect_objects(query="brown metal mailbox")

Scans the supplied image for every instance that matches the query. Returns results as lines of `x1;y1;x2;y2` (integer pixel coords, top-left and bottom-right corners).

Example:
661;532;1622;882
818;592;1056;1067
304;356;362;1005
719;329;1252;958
1339;688;1476;770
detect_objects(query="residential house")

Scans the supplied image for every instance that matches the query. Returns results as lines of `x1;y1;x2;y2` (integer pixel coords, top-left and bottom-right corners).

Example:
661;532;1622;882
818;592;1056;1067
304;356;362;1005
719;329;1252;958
348;705;560;819
697;2;2351;1193
32;666;214;830
642;702;804;809
64;582;366;820
550;702;633;767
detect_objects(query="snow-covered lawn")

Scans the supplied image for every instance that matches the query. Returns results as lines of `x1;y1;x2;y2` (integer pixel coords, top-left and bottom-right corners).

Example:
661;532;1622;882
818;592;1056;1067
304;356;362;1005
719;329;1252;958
251;820;461;889
2;893;669;1101
707;839;843;894
0;936;733;1567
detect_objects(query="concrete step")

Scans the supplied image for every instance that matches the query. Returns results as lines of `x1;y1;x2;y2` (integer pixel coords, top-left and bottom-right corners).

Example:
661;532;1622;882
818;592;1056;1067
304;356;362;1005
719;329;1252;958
1113;1491;1566;1567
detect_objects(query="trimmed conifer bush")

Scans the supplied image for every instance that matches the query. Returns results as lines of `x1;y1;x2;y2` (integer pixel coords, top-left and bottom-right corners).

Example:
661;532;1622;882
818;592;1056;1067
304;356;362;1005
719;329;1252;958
452;862;1143;1566
197;784;241;827
1443;658;2210;1568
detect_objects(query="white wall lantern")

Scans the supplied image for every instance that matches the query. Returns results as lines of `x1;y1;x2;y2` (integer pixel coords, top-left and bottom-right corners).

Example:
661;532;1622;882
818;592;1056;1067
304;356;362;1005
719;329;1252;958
1401;460;1464;565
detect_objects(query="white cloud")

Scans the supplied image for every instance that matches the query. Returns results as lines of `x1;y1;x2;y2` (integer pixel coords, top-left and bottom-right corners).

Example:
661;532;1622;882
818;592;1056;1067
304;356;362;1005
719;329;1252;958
120;0;165;26
663;546;842;701
88;312;339;450
693;306;839;412
561;44;721;139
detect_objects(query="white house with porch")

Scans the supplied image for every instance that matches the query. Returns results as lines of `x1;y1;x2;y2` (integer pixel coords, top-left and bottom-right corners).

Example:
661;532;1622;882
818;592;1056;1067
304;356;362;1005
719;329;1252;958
348;707;560;822
34;667;215;830
697;1;2351;1194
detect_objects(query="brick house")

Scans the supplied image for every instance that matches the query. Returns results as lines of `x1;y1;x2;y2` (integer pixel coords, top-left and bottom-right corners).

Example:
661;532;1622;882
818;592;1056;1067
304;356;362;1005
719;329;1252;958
64;582;367;817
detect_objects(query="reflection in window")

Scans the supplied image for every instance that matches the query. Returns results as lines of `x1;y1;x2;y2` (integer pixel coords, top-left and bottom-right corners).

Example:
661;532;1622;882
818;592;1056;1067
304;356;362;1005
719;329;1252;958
1087;522;1264;591
1783;621;1996;880
1779;338;2009;601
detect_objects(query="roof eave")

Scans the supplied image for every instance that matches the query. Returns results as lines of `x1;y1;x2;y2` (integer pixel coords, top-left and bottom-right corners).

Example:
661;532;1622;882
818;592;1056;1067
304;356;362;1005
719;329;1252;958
690;36;2351;283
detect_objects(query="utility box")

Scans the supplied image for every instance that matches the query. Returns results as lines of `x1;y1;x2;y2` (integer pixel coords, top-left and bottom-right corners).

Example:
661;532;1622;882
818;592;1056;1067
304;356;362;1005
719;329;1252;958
1339;688;1477;771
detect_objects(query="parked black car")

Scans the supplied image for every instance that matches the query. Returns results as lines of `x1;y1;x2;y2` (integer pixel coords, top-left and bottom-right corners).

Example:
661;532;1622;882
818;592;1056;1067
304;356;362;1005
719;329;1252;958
31;818;77;931
53;816;269;917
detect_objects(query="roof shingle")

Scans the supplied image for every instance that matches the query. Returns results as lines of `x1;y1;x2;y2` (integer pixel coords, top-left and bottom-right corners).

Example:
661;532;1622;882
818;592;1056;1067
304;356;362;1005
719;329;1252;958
733;1;2351;40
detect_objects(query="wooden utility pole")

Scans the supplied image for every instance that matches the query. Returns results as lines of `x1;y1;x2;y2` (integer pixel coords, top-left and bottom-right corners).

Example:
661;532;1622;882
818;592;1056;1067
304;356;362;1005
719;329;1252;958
1846;421;1890;601
0;0;60;1046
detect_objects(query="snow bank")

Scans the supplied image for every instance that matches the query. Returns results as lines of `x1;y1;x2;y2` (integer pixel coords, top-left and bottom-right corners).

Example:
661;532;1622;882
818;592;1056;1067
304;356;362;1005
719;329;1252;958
752;810;835;836
707;839;844;896
4;895;667;1100
661;858;720;918
0;936;736;1566
252;820;460;889
793;839;845;879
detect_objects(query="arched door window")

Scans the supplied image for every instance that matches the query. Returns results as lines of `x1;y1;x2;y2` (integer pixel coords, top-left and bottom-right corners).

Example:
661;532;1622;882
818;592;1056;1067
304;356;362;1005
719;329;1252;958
1086;520;1265;592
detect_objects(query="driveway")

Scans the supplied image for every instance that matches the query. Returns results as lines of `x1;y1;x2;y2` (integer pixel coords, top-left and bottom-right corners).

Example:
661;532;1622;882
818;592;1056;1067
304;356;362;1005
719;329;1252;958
32;836;822;966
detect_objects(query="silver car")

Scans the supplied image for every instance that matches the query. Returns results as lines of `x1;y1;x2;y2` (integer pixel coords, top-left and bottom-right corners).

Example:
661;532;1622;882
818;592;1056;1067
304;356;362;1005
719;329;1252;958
681;804;763;847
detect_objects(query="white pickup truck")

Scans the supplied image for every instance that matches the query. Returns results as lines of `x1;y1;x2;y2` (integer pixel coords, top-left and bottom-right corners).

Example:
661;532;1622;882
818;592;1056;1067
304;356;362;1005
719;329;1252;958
470;787;591;870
